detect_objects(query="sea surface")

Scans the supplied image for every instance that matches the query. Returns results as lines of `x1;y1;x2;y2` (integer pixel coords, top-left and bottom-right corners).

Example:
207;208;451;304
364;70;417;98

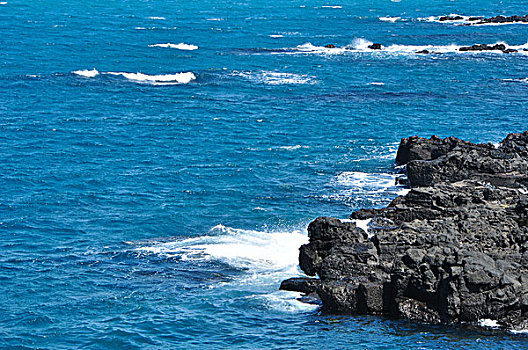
1;0;528;348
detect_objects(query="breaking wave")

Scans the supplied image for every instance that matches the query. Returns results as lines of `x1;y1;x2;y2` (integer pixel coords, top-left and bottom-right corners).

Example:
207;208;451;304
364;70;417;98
72;69;196;85
148;43;199;50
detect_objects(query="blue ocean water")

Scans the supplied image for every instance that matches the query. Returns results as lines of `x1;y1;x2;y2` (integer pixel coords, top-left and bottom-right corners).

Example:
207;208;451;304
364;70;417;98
1;0;528;348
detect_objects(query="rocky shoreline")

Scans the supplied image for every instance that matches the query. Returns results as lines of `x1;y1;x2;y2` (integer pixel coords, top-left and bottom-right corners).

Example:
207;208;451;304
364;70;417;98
439;14;528;25
281;131;528;331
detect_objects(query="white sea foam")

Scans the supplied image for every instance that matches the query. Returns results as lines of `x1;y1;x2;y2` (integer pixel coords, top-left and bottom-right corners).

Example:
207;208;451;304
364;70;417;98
368;82;385;86
137;224;308;275
149;43;198;50
257;290;319;313
272;39;528;57
269;34;284;38
419;14;528;26
72;68;100;78
136;224;313;313
325;171;409;208
72;69;196;85
479;319;501;328
379;16;402;22
106;71;196;85
321;5;342;9
0;2;7;4
235;70;316;85
502;78;528;83
149;16;166;20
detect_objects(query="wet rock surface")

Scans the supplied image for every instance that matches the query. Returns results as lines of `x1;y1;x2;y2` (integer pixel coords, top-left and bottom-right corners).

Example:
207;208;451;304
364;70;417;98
459;43;517;53
281;131;528;331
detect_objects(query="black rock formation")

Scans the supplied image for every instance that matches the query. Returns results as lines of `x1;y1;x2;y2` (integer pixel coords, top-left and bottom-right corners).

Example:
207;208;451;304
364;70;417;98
437;14;528;25
281;131;528;331
476;15;528;24
459;43;517;53
439;15;464;21
368;43;383;50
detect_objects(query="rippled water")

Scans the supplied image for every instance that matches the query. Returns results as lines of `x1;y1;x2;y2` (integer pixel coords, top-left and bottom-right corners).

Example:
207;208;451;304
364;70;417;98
1;0;528;348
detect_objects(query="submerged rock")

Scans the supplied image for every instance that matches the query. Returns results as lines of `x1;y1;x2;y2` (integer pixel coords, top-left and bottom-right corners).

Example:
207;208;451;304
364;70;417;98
281;131;528;331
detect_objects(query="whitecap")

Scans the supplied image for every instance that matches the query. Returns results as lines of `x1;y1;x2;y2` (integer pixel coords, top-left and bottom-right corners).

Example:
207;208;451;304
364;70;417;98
379;16;402;22
321;5;342;9
368;82;385;86
106;71;196;85
269;34;284;38
149;43;199;50
149;16;166;20
72;68;99;78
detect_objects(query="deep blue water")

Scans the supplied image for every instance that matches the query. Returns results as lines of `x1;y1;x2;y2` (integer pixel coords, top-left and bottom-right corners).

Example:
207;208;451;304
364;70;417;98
1;0;528;348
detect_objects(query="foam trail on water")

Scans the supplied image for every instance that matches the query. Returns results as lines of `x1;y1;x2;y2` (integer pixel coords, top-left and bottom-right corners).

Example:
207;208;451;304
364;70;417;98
149;43;198;50
73;68;99;78
234;70;316;85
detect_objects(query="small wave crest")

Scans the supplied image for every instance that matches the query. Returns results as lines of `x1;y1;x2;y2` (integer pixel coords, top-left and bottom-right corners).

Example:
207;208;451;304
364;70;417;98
72;68;99;78
72;69;196;85
148;43;198;50
379;16;403;23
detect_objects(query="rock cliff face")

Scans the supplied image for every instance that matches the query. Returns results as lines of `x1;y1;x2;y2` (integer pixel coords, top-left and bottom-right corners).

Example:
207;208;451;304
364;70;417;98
281;131;528;331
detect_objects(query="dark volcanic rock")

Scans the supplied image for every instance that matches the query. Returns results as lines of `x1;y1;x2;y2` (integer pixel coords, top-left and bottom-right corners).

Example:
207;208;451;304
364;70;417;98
476;14;528;25
282;131;528;331
439;15;464;21
459;43;508;52
368;43;383;50
325;44;336;48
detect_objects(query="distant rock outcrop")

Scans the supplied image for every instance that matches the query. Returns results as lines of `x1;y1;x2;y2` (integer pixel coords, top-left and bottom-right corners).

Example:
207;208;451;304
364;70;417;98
281;131;528;331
